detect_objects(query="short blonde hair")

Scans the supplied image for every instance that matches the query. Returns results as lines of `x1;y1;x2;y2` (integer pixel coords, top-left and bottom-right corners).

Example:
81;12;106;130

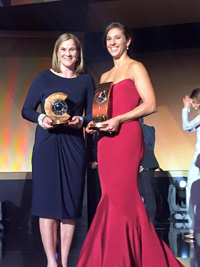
52;33;84;75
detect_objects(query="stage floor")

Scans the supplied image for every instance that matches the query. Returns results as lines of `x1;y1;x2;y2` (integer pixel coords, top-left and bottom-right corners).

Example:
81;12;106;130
0;220;198;267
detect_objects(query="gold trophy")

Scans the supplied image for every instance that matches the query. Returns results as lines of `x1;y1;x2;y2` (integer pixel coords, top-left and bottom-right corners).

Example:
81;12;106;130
44;92;70;125
89;82;113;130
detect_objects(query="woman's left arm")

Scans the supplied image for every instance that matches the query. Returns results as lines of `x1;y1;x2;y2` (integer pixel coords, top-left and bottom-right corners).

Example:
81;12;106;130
100;62;157;133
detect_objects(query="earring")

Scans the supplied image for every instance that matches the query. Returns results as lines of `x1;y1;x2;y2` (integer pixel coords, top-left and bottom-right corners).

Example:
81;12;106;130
58;57;60;62
127;46;129;50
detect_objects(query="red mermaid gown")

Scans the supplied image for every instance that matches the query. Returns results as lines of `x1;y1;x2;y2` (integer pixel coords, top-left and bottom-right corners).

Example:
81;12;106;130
77;79;185;267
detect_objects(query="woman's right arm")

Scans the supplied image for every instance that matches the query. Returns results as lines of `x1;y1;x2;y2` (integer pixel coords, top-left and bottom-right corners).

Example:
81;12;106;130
21;73;43;123
22;73;54;129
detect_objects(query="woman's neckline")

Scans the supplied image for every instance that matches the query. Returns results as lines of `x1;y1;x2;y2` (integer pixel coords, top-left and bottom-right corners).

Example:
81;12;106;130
49;69;79;80
114;78;133;85
102;78;133;85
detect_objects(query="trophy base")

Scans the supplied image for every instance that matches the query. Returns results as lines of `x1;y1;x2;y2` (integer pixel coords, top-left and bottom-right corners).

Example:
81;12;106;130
89;122;108;130
51;119;71;125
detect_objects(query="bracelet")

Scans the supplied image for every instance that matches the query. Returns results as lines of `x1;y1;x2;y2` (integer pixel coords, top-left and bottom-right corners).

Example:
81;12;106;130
38;113;47;127
77;116;84;129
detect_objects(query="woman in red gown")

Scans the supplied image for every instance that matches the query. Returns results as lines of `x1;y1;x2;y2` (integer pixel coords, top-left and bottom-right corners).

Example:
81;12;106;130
77;22;185;267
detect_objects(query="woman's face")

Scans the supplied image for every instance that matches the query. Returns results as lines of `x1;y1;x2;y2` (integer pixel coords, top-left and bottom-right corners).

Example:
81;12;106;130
106;27;131;59
57;39;79;70
191;98;200;110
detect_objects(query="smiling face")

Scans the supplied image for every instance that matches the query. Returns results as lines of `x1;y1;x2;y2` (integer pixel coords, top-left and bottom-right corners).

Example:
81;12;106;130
106;27;131;59
57;39;80;71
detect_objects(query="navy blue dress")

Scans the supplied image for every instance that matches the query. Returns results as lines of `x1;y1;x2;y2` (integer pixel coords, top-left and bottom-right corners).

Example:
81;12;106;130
22;70;95;219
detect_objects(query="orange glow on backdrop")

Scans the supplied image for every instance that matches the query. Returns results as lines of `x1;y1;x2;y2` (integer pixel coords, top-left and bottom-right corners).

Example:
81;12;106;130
0;54;51;172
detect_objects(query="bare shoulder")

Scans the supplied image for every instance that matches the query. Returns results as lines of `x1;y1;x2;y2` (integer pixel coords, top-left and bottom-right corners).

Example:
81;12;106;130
129;60;146;72
128;60;149;80
100;69;113;83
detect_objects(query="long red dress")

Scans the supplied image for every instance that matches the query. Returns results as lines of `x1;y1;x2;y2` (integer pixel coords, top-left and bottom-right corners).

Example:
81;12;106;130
77;79;185;267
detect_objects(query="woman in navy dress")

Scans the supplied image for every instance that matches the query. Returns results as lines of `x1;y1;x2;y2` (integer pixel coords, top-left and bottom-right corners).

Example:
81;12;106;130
22;33;94;267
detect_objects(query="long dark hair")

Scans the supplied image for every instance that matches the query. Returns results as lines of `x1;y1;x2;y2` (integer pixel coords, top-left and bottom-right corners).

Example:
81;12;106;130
103;22;133;56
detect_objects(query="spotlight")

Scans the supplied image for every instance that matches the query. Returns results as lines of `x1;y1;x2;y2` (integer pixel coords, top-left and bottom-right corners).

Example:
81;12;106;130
168;177;187;219
174;177;187;190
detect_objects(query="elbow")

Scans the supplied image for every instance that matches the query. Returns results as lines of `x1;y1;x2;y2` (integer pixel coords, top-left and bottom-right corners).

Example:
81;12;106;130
145;98;157;115
182;126;189;132
21;107;29;120
152;105;157;114
149;103;157;114
182;124;191;131
21;108;26;119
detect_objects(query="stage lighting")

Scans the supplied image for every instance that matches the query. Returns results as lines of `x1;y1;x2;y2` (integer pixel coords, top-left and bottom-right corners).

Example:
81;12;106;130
168;177;187;220
174;177;187;190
